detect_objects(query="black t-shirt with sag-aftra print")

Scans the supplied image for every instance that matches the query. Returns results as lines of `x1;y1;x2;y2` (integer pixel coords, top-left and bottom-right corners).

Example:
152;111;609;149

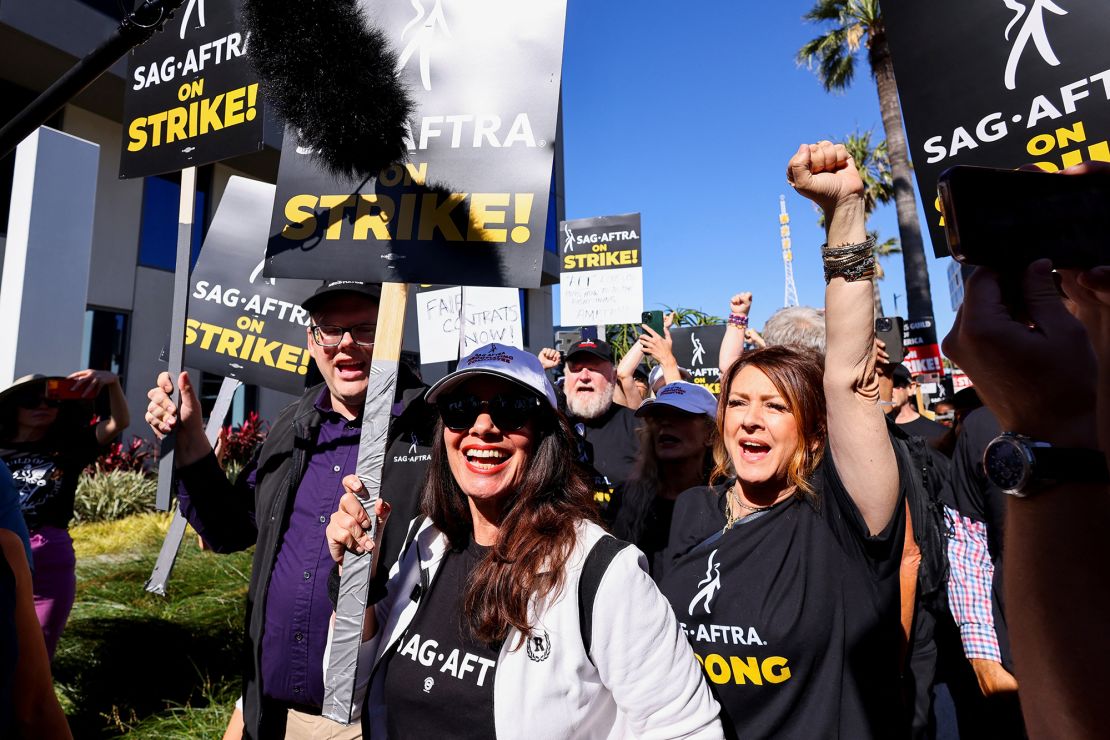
659;447;910;740
382;539;500;739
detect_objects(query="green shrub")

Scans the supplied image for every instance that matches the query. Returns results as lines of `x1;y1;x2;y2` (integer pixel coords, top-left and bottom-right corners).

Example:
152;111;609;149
73;470;157;524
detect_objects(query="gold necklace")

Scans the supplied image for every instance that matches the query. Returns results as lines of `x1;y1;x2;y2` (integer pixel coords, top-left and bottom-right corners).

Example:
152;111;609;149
723;484;775;532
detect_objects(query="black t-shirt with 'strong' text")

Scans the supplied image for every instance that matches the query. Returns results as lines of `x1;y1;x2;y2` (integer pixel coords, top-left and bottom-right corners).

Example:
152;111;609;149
659;448;909;739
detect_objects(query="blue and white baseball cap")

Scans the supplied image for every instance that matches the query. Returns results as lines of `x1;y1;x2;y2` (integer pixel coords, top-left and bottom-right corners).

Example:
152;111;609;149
425;343;558;409
636;381;717;418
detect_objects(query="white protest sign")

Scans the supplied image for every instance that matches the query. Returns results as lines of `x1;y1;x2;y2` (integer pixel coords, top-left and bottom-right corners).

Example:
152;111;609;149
416;286;524;364
559;269;644;326
558;213;643;326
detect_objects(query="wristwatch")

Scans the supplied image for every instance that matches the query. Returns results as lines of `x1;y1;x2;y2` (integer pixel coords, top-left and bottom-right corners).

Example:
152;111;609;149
983;433;1110;498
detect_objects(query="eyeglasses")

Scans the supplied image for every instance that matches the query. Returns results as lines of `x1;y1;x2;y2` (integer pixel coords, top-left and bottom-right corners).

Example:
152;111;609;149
310;324;376;347
15;393;60;410
437;394;542;432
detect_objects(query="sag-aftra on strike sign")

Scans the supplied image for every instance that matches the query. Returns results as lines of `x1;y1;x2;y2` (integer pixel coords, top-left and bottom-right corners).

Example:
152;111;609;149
263;0;567;289
884;0;1110;257
120;0;264;178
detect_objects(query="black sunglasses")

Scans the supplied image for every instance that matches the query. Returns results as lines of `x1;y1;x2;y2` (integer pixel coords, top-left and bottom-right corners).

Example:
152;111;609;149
437;394;542;432
15;392;60;409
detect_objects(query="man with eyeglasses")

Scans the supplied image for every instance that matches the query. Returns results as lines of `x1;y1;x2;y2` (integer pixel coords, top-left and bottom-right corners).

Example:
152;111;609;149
145;280;434;740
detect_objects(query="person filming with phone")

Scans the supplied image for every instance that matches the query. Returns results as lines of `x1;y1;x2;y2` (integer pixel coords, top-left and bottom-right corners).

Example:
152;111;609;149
0;369;129;659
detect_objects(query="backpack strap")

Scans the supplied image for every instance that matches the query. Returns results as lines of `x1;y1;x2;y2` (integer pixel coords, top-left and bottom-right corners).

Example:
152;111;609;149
578;534;632;663
399;514;427;561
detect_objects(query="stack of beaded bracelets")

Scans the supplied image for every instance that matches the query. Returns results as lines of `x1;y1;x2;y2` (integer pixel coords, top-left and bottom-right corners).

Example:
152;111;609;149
822;236;876;283
727;313;749;330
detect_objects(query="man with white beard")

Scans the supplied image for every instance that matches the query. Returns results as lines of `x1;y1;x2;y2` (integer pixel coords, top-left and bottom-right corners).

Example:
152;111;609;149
561;339;641;523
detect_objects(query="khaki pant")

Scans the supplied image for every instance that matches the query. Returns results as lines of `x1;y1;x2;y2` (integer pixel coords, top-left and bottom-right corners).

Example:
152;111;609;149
284;708;363;740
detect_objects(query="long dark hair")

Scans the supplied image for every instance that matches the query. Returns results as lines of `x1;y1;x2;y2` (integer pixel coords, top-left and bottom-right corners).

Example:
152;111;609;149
711;346;827;498
619;414;716;542
422;409;596;646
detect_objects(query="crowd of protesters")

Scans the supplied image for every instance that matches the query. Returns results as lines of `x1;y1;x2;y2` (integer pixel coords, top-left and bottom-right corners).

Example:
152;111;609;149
3;142;1110;740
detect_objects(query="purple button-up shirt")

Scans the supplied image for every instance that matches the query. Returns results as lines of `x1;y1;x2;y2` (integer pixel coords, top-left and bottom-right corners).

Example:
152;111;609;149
260;391;360;707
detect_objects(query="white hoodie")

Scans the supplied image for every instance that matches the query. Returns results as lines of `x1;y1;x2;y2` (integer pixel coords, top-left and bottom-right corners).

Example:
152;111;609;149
332;518;724;739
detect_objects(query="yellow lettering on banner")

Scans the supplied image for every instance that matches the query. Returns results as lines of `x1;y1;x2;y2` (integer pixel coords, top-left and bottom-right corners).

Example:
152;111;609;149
1023;120;1110;171
177;79;204;102
199;94;225;133
215;328;244;356
224;86;246;126
236;315;264;333
166;108;188;144
353;194;394;240
379;162;428;187
250;338;281;367
418;192;465;241
277;191;535;244
319;195;356;240
127;118;148;152
282;195;319;239
276;343;302;373
185;319;199;344
147;111;168;148
197;322;221;350
125;84;261;153
467;193;509;242
184;319;308;375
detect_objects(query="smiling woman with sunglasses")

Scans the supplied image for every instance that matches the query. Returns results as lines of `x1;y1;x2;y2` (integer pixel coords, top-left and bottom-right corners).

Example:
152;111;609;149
324;343;721;739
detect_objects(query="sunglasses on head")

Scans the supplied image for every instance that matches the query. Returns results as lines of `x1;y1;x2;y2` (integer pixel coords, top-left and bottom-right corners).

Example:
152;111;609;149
437;393;542;432
14;392;59;409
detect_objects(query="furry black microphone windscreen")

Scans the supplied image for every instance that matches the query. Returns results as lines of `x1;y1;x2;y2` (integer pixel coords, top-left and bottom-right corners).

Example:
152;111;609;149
242;0;413;180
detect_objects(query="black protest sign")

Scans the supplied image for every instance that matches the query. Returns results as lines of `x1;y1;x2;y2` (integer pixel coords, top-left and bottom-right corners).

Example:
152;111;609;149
669;325;726;396
884;1;1110;257
559;213;644;326
185;176;320;395
262;0;567;288
120;0;264;179
902;316;943;377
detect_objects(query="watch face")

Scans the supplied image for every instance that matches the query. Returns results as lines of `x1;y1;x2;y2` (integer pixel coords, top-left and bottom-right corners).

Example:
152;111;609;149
985;438;1030;492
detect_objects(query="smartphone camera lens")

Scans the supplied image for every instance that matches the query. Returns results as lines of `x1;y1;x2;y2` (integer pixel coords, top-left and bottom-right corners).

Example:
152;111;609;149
876;319;891;332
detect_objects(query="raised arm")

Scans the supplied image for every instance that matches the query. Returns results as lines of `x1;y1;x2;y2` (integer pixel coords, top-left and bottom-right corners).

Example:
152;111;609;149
69;369;130;445
789;141;898;534
718;292;752;374
615;341;646;408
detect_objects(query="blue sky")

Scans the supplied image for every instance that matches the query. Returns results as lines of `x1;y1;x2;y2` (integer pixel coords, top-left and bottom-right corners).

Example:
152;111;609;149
554;1;958;342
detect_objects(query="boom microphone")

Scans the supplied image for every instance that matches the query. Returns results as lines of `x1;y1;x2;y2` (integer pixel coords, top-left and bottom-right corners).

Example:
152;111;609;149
242;0;413;180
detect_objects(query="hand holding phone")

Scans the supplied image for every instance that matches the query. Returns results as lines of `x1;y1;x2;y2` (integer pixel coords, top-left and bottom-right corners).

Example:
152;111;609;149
641;310;665;338
875;317;905;365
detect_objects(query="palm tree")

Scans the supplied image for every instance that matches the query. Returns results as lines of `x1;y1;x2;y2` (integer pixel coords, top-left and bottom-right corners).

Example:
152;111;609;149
816;129;901;315
798;0;934;321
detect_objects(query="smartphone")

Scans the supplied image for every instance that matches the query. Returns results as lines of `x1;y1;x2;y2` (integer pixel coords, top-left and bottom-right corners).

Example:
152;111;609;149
937;165;1110;269
641;310;665;337
45;378;85;400
875;316;905;364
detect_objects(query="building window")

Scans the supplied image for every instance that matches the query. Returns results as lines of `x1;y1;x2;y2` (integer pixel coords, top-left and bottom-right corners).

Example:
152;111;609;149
137;171;209;271
83;309;130;388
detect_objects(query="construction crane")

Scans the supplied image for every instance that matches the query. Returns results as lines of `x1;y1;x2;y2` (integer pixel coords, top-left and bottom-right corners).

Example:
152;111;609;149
779;195;798;308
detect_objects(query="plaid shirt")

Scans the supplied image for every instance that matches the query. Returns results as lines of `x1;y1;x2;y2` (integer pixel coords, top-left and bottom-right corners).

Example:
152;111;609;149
945;505;1001;662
